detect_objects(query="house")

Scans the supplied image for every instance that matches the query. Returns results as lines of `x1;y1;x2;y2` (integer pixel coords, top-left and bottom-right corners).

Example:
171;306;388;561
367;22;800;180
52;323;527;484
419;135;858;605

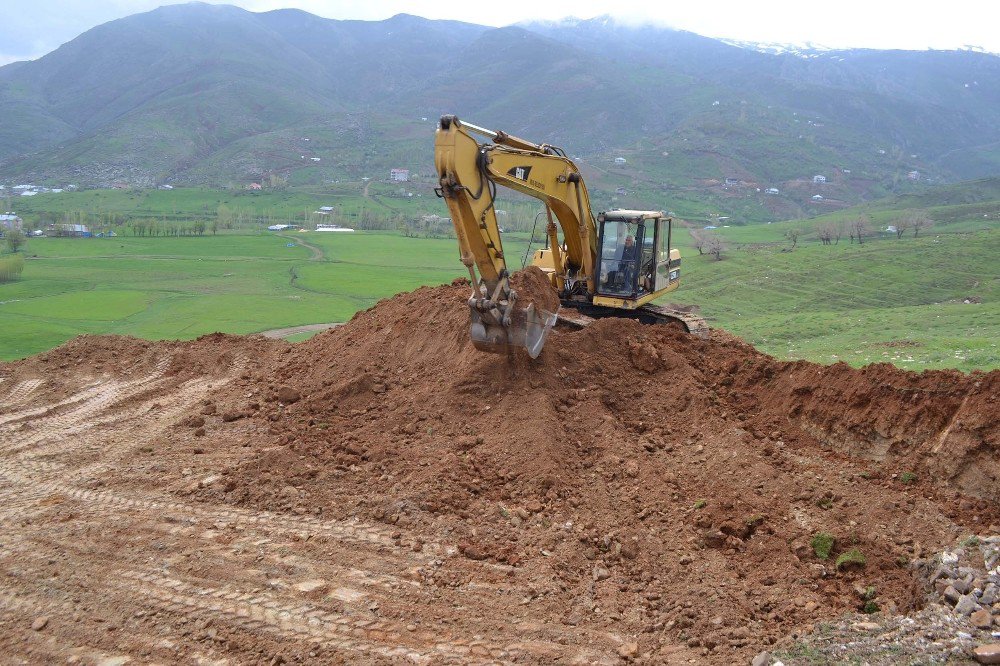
614;157;627;165
20;190;38;197
724;177;740;187
390;168;410;182
158;184;174;190
316;223;354;232
812;194;824;200
765;188;780;195
0;213;23;230
310;157;321;162
47;223;90;237
908;170;920;180
615;186;627;196
812;175;827;184
318;206;334;212
247;183;263;190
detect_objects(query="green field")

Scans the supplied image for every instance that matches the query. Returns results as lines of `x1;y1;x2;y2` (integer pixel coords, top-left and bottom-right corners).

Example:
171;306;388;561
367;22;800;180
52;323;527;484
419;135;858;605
2;181;998;372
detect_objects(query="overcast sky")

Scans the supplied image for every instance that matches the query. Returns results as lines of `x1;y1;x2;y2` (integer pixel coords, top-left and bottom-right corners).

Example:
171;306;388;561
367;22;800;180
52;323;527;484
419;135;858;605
2;0;998;66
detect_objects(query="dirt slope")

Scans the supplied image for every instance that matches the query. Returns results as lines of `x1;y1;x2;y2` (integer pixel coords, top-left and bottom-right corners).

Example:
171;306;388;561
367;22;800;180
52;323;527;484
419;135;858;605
1;281;997;664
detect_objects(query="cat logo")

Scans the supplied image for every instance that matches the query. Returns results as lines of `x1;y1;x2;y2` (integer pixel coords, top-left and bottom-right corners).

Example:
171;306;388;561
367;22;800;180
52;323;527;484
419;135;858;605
507;166;532;181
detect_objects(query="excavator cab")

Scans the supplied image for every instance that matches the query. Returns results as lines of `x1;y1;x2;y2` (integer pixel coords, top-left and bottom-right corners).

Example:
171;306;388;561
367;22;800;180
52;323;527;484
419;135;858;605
596;211;676;301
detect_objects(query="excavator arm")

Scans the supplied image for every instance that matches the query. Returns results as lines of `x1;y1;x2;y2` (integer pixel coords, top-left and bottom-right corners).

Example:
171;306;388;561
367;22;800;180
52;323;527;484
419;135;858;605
435;115;598;297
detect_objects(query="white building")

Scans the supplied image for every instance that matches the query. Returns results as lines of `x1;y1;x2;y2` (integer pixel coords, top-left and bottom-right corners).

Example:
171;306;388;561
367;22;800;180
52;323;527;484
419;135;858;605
812;175;827;184
316;224;354;232
765;188;780;195
614;157;627;165
390;168;410;182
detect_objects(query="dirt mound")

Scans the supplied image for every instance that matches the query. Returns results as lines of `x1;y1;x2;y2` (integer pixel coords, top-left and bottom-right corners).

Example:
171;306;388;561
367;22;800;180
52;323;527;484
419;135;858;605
509;265;561;314
4;281;996;663
177;282;999;662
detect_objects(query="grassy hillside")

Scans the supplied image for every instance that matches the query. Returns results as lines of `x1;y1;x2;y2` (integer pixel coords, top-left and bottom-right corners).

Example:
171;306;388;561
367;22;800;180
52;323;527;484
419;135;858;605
0;4;997;220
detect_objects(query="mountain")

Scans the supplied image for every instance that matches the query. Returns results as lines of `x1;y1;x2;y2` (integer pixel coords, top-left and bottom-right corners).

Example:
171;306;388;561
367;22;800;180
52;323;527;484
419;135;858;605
0;4;998;220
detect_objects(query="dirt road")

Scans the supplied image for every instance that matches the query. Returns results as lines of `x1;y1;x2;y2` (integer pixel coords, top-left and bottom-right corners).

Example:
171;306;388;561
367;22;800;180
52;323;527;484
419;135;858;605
0;338;632;665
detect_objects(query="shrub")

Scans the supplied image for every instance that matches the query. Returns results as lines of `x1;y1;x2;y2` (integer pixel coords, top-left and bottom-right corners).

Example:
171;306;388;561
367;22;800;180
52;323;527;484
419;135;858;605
693;499;707;510
899;472;917;484
0;254;25;282
811;532;836;560
836;548;866;570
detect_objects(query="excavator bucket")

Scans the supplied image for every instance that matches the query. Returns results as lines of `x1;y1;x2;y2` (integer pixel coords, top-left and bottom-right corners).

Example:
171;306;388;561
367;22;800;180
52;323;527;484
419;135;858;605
469;300;558;359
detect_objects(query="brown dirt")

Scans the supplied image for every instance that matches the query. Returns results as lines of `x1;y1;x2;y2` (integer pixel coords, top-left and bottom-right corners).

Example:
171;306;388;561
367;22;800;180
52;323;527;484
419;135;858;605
1;283;997;664
509;265;561;314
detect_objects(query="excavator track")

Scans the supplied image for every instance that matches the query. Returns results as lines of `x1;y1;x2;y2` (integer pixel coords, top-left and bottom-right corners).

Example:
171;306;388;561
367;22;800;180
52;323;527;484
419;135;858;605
556;302;710;338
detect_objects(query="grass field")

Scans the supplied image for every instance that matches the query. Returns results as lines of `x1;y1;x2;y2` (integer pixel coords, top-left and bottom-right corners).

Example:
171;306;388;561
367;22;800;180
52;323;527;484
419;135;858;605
1;212;997;371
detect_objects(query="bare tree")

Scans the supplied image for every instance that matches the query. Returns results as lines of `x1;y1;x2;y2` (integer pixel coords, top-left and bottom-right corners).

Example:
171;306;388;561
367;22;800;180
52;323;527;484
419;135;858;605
784;227;801;248
4;228;26;253
704;233;725;260
690;230;707;255
816;222;834;245
893;216;912;239
849;215;872;245
911;212;933;237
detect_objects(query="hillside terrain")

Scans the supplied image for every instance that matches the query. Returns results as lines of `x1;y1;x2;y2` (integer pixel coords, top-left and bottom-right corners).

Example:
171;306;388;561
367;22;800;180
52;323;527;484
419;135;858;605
0;5;998;221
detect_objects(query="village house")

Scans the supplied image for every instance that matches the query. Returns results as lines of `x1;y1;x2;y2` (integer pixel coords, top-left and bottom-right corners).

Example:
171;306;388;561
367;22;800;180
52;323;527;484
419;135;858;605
813;175;827;184
1;213;23;230
614;157;627;165
390;168;410;182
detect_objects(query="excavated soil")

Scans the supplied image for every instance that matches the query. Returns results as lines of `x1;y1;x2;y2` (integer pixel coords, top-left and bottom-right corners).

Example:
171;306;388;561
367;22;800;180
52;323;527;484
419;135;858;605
1;279;997;664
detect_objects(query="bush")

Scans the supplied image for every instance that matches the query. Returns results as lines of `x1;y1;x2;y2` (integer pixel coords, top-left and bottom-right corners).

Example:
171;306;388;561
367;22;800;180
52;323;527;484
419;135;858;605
836;548;866;570
0;254;25;282
811;532;836;560
899;472;917;484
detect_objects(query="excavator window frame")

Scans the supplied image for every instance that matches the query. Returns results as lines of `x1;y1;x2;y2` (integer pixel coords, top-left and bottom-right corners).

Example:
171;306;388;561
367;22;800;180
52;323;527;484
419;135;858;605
595;218;646;298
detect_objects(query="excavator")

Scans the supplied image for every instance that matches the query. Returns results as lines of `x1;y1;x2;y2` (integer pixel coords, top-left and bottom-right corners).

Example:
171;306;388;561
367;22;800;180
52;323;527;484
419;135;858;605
434;115;708;358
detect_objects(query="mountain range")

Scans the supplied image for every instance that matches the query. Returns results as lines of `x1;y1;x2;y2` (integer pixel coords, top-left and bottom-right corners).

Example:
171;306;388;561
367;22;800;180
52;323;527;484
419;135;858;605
1;2;998;219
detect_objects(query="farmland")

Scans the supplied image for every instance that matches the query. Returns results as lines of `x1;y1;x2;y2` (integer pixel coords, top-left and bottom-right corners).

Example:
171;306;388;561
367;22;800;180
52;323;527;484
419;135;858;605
2;213;997;370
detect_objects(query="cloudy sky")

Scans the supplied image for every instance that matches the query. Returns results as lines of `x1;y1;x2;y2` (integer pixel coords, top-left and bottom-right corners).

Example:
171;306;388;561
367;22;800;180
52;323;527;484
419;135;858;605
2;0;998;66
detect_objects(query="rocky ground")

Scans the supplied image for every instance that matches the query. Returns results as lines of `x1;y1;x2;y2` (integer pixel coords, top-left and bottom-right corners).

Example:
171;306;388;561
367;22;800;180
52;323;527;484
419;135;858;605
1;278;998;664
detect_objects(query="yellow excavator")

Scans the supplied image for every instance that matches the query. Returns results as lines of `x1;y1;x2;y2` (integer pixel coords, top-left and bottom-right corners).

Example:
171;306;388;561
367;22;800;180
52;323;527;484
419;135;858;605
434;115;707;358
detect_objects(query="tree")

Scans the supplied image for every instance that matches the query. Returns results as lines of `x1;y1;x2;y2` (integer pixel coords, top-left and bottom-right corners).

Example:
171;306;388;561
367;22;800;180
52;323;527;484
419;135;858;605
5;228;27;253
690;230;706;255
704;233;725;260
893;216;912;239
784;227;801;249
910;212;933;237
816;222;835;245
849;215;872;245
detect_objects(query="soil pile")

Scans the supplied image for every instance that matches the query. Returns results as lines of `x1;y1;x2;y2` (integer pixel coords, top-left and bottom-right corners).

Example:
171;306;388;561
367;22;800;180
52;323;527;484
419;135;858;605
4;275;996;663
185;279;998;660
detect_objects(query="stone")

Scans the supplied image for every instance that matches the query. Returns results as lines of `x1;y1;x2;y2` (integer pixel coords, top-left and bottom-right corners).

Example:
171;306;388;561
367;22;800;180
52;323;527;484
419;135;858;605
956;594;981;616
973;643;1000;665
944;586;962;604
592;566;611;582
972;609;994;629
618;642;639;659
276;387;301;404
31;616;48;631
294;579;327;594
955;577;973;594
982;584;998;606
751;652;771;666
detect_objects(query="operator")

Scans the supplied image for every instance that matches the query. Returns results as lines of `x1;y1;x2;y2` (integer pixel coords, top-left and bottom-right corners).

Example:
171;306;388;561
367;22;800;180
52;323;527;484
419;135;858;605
620;235;638;291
